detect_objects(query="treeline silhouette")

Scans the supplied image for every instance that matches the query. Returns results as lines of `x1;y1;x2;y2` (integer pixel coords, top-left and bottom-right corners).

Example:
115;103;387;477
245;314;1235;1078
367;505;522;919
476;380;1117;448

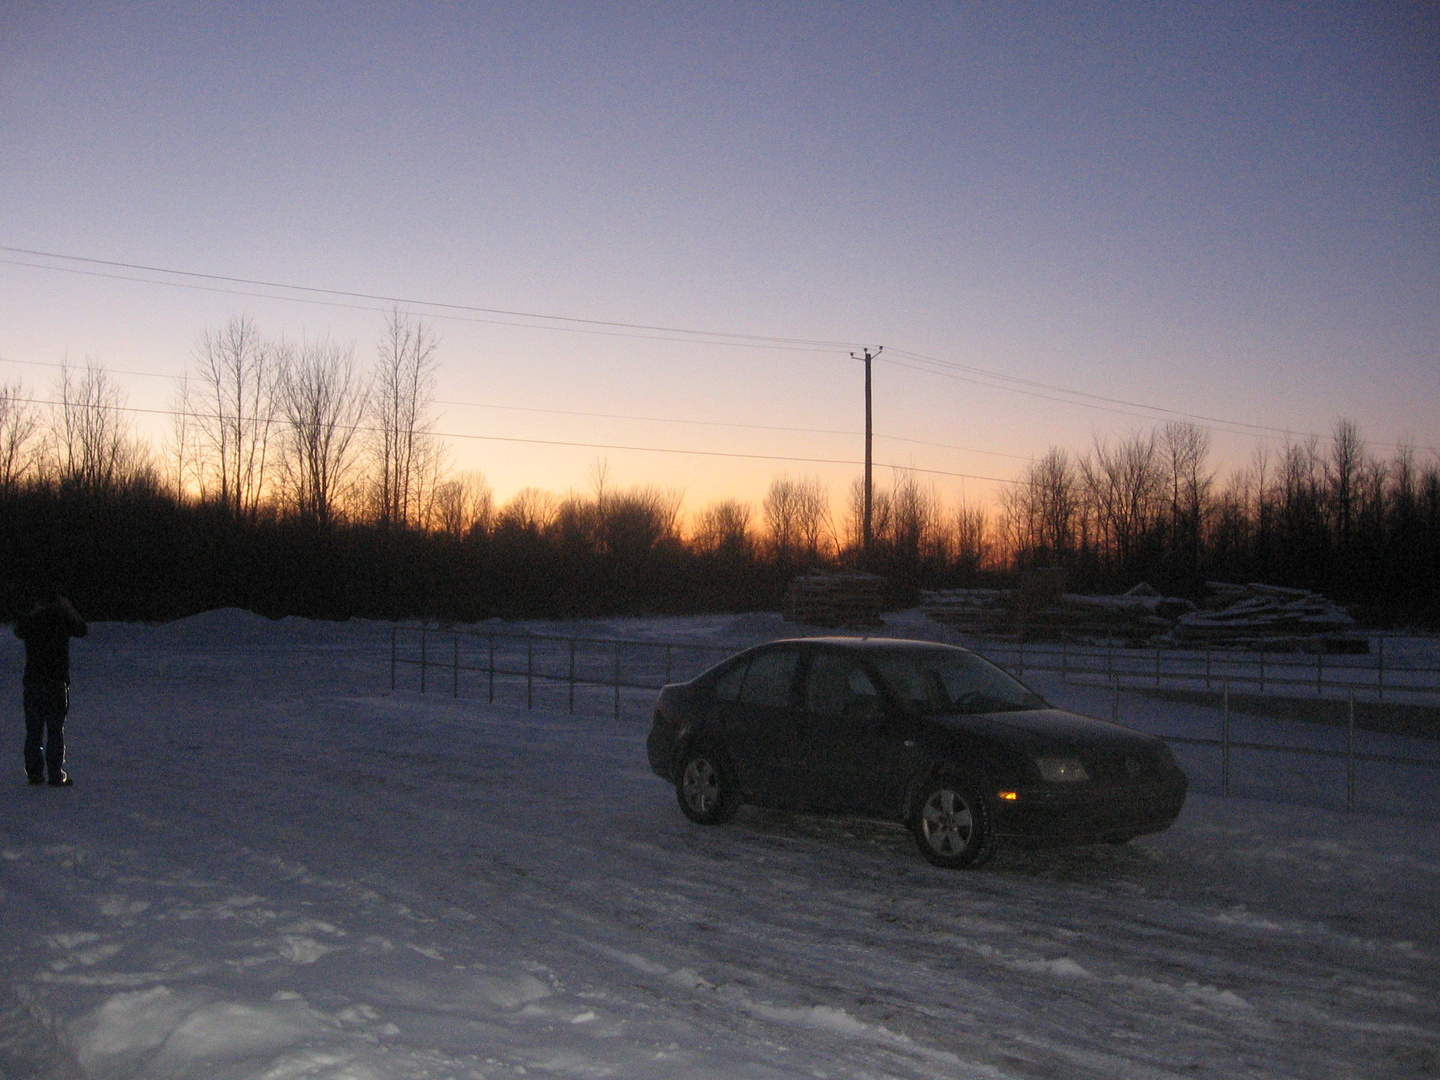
1;421;1436;627
1;311;1436;625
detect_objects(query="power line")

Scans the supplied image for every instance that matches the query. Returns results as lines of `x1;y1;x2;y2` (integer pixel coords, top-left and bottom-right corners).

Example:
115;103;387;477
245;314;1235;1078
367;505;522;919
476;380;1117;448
6;394;1021;486
4;246;1431;455
0;247;860;352
0;354;1034;461
884;348;1437;455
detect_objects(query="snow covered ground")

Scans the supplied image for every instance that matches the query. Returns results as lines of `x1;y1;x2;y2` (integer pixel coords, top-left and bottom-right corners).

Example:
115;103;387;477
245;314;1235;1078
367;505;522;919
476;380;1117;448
2;610;1438;1080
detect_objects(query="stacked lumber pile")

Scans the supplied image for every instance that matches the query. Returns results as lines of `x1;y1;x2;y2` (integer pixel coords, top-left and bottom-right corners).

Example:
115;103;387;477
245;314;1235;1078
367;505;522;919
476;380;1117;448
921;580;1362;651
1172;583;1359;650
920;582;1192;644
783;571;888;628
915;588;1015;636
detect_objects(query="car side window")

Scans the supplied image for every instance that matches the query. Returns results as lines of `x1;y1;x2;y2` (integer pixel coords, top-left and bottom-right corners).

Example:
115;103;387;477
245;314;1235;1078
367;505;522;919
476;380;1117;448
805;653;880;722
713;659;748;702
739;649;798;709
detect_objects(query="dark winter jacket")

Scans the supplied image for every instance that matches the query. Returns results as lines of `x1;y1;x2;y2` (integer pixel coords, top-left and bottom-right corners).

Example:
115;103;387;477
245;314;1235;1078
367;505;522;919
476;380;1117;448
15;599;88;684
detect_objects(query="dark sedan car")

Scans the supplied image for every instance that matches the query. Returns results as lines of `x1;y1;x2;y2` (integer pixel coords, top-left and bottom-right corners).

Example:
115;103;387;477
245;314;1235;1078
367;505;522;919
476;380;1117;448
647;637;1187;868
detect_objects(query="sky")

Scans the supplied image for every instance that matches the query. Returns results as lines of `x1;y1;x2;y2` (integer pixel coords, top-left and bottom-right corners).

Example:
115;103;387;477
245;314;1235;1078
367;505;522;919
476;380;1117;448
1;608;1437;1078
1;1;1436;520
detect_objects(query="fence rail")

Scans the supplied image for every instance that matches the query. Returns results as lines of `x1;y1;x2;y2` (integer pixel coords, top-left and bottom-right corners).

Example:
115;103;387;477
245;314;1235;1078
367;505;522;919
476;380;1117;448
952;633;1440;704
388;625;1440;818
390;625;734;720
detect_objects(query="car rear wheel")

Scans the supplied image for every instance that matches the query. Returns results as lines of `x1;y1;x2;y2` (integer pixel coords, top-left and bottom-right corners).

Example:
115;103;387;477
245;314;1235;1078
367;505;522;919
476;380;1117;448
677;749;740;825
911;776;995;869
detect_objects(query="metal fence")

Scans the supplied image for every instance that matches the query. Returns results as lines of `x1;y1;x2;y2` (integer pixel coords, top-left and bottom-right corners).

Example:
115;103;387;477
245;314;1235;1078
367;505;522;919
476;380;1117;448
389;625;1440;817
389;625;734;721
950;634;1440;704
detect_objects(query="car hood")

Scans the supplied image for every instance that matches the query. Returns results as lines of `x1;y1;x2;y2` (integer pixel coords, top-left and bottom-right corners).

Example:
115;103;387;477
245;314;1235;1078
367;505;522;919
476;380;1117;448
935;708;1158;753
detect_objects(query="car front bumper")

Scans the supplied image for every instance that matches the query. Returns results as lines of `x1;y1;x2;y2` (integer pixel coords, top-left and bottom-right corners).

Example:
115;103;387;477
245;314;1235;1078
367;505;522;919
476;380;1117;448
990;773;1188;844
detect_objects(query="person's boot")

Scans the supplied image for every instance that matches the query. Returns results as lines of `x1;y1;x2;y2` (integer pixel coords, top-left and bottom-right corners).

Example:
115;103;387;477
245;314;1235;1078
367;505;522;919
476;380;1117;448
47;772;73;787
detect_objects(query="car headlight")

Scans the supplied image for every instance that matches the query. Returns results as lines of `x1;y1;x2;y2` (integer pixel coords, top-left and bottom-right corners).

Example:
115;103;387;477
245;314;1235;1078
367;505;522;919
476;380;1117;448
1035;756;1090;783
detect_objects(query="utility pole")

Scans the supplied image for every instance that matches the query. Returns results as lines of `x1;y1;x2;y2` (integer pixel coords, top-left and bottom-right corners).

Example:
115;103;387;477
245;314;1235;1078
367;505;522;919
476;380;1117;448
851;346;882;566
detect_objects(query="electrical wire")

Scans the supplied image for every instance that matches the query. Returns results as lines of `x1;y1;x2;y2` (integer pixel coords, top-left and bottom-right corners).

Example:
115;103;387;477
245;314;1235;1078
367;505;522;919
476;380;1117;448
0;248;860;352
5;393;1020;486
0;354;1033;461
885;348;1436;454
4;246;1432;455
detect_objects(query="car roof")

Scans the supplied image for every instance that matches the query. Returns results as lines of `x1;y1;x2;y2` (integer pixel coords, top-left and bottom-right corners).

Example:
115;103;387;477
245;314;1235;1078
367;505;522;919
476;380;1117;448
768;636;964;652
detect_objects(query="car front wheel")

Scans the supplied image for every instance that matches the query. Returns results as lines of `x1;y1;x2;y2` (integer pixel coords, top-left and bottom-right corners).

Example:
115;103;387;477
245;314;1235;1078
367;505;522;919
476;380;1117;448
676;749;740;825
911;776;995;869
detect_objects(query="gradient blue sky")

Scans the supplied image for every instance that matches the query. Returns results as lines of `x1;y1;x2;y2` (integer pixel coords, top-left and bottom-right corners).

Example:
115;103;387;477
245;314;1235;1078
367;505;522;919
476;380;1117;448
2;1;1436;518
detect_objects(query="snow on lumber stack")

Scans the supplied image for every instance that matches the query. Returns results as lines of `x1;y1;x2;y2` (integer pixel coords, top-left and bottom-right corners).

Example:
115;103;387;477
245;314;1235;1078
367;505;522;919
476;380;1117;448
917;588;1014;635
1172;583;1360;649
783;571;888;628
920;582;1191;643
921;581;1360;651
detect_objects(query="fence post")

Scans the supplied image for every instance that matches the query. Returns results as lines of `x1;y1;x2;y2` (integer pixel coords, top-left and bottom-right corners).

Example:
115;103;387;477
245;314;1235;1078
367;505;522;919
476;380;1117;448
420;627;428;694
526;639;534;710
1258;649;1264;695
665;644;673;686
1062;636;1068;683
390;626;397;691
614;642;622;721
487;635;495;704
1205;647;1211;692
453;633;459;698
1222;682;1230;798
1346;689;1356;813
568;639;576;715
1155;646;1162;689
1018;636;1025;681
1111;672;1119;724
1378;636;1385;701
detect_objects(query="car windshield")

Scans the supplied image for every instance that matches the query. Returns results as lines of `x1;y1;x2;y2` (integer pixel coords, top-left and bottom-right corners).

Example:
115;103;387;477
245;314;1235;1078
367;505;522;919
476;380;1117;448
870;649;1047;715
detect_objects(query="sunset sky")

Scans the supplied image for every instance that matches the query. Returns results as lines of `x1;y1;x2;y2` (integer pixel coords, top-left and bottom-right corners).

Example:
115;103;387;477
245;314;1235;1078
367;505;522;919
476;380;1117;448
1;2;1435;521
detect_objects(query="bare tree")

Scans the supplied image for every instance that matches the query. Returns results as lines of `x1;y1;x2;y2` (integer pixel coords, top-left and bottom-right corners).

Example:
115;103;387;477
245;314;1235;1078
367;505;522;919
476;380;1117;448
692;499;753;556
765;475;803;560
164;374;200;502
1160;421;1213;568
432;470;494;539
1278;436;1324;532
794;476;832;560
1000;448;1081;566
766;475;830;561
600;486;684;561
0;381;41;491
1327;418;1365;547
953;501;990;571
275;339;369;527
370;308;443;528
845;476;891;559
50;361;143;493
192;315;278;517
496;487;557;536
888;470;943;564
1081;431;1162;570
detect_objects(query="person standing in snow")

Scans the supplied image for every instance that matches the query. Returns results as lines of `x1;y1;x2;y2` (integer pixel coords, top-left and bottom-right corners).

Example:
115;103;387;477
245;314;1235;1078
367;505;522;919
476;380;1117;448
15;593;87;787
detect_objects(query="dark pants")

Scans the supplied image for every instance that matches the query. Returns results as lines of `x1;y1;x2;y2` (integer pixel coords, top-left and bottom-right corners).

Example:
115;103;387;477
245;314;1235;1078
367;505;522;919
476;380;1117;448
23;681;68;783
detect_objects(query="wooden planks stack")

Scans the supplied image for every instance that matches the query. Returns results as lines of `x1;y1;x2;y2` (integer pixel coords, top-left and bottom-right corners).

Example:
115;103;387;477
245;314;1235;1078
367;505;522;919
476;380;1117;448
783;571;889;628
